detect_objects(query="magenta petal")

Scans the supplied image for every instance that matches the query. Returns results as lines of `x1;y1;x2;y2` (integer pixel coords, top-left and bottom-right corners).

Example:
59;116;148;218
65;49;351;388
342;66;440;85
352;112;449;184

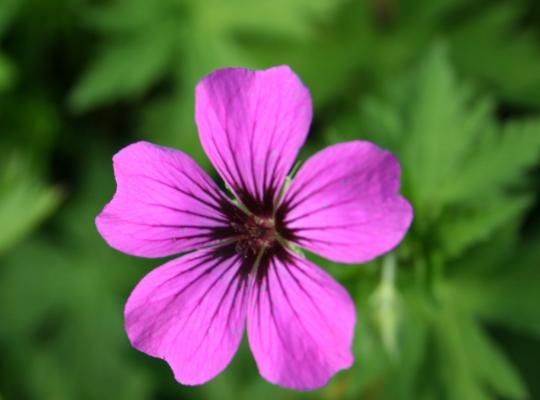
247;250;355;390
280;141;413;264
195;66;312;214
96;141;233;258
125;246;250;385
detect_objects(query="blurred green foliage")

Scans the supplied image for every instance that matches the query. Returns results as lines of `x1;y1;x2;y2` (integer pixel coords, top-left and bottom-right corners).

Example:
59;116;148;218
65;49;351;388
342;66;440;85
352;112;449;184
1;0;540;399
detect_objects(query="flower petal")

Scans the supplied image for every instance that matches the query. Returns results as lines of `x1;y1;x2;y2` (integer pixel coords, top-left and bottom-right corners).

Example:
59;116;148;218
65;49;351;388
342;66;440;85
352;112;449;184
279;141;413;264
195;66;312;215
125;246;251;385
247;248;355;390
96;141;235;258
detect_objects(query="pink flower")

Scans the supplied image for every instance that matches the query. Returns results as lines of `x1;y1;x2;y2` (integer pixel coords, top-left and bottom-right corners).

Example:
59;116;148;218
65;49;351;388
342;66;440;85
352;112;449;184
96;66;413;390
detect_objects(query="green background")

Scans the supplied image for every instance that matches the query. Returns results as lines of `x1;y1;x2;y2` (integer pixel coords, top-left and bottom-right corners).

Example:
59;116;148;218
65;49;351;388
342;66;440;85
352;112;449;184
1;0;540;399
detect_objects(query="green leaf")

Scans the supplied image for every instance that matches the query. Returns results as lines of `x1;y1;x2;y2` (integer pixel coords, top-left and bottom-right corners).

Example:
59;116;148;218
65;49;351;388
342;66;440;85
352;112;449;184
450;2;540;107
0;52;15;92
438;195;529;258
191;0;342;39
0;0;20;37
432;287;527;400
441;118;540;204
0;153;61;255
434;302;526;400
70;0;345;167
451;237;540;337
365;45;497;218
69;26;176;112
397;46;493;216
347;45;496;215
0;237;153;400
466;318;528;400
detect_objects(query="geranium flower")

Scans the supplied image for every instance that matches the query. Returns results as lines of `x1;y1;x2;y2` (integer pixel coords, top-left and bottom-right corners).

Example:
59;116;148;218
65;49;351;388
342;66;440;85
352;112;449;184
96;66;413;390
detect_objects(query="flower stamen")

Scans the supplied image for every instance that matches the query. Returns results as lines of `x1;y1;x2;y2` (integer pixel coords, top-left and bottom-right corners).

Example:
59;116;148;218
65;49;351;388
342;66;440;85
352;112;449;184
231;214;278;258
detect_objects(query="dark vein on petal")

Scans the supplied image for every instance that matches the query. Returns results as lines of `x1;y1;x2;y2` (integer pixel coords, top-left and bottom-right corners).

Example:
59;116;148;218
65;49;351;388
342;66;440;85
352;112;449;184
284;197;359;225
290;216;388;232
184;258;243;358
180;169;226;206
280;155;348;208
280;255;331;329
118;221;221;230
152;250;233;302
142;202;228;223
209;134;241;190
285;170;361;213
272;257;317;362
156;157;225;207
209;80;251;195
129;174;222;213
249;89;262;202
295;236;357;246
265;266;289;353
169;253;238;332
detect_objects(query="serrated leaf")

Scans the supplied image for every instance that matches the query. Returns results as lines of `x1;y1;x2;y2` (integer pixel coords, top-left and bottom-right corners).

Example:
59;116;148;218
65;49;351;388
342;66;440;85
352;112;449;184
439;195;529;257
441;118;540;204
465;318;528;400
403;51;488;214
433;289;527;400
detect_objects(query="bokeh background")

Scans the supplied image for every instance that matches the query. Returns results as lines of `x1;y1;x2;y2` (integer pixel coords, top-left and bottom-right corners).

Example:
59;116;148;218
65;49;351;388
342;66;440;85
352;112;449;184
1;0;540;399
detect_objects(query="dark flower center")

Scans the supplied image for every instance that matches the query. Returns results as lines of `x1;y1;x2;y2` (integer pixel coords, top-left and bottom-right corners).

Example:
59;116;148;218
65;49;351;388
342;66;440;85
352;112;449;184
232;214;278;258
211;196;297;283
